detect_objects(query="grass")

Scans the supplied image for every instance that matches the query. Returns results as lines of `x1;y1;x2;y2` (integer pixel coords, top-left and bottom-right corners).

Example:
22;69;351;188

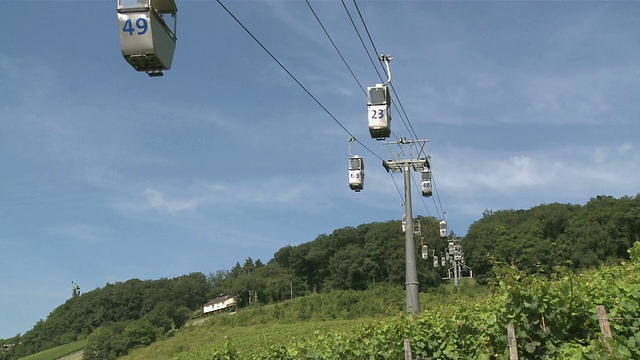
19;281;487;360
123;280;488;359
121;285;406;359
19;339;87;360
122;318;378;360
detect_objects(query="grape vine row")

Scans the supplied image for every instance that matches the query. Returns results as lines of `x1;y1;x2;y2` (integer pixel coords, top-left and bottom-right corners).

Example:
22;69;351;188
176;243;640;359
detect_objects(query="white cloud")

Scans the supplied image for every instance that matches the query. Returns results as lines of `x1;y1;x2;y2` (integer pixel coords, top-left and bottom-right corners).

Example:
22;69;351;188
144;189;204;215
113;177;315;218
521;67;633;124
437;143;639;205
47;223;106;244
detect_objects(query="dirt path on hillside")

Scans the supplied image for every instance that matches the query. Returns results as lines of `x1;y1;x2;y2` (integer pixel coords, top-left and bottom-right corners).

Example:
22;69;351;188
58;350;83;360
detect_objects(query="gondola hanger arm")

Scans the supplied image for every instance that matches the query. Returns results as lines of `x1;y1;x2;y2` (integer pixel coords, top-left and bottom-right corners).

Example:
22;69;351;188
380;54;393;86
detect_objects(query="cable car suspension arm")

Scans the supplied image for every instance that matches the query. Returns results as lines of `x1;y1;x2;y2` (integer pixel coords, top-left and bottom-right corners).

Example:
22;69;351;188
380;54;393;85
348;137;356;156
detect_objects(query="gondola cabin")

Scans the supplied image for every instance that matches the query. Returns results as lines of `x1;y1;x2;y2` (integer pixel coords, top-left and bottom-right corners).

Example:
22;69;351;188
421;245;428;260
367;84;391;139
421;169;432;197
348;156;364;192
439;220;447;238
413;219;421;236
117;0;178;76
433;255;438;268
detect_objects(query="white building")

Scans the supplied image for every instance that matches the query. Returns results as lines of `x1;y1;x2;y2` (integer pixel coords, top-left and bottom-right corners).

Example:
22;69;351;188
203;295;237;316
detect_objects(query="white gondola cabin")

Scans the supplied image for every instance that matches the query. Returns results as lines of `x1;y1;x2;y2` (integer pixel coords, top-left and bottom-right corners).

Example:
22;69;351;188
421;169;432;197
433;255;439;268
117;0;178;76
348;156;364;192
439;220;448;238
367;84;391;140
421;245;428;260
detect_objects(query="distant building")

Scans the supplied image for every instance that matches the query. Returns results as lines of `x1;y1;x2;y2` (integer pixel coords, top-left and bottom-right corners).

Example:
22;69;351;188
203;295;237;316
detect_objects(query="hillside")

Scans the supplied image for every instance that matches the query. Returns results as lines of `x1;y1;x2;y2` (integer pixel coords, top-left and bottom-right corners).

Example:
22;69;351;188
2;194;638;359
464;194;640;282
0;274;208;360
119;248;640;358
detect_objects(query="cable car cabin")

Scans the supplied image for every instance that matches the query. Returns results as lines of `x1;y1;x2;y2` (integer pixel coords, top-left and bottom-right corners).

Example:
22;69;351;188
367;84;391;140
117;0;178;76
421;169;432;197
439;220;447;238
348;156;364;192
421;245;428;260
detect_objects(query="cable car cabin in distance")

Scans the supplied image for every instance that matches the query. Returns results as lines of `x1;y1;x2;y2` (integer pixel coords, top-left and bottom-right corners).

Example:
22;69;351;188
439;220;448;238
367;84;391;140
348;156;364;192
117;0;177;77
421;169;432;197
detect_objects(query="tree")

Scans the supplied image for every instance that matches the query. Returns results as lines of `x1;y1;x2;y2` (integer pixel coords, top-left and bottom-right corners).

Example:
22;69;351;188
123;320;157;350
84;322;128;360
326;245;376;290
463;195;640;281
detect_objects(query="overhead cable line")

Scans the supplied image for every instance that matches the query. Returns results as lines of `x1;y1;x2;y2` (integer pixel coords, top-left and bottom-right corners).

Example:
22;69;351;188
217;0;441;214
354;0;445;216
353;0;421;149
390;85;421;146
352;0;388;82
215;0;383;163
431;175;445;219
352;0;446;219
389;171;404;203
304;0;409;204
305;0;366;96
340;0;385;84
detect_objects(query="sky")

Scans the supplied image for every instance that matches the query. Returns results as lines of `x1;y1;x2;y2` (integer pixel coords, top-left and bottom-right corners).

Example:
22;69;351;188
1;0;639;339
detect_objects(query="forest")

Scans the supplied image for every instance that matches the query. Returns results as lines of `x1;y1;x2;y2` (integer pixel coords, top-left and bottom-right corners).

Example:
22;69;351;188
464;194;640;283
1;194;638;359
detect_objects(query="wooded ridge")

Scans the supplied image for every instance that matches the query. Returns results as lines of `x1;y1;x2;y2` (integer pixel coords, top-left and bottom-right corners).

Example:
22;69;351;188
1;194;638;359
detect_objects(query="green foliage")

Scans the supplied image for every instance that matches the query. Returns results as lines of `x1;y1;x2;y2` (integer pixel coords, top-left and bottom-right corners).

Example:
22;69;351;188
627;240;640;263
465;194;640;282
3;273;208;360
83;322;128;360
206;284;404;327
123;320;158;349
10;194;640;359
152;250;640;359
213;217;444;307
17;339;87;360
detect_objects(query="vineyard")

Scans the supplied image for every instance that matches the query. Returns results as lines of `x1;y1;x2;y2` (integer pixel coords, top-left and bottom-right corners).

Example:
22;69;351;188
165;243;640;359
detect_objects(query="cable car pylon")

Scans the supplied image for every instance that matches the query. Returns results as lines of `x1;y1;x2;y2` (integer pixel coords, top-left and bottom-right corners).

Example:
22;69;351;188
380;138;430;315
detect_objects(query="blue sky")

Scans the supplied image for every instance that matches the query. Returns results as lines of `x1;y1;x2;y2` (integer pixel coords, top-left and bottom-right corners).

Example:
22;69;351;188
1;0;639;339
